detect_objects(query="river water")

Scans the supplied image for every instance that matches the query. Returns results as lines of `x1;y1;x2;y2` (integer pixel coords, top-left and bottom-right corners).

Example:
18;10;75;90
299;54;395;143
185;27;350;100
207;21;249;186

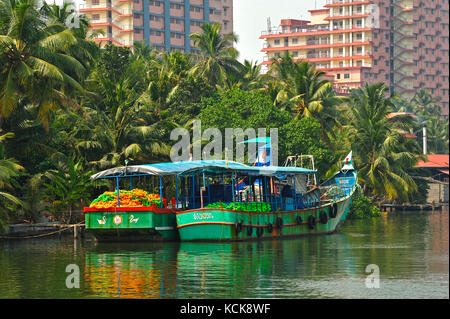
0;209;448;299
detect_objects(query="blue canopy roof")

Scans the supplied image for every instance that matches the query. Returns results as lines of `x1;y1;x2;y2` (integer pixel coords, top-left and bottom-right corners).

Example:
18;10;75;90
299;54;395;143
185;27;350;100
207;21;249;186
178;163;316;178
89;160;249;180
90;160;316;180
239;137;271;144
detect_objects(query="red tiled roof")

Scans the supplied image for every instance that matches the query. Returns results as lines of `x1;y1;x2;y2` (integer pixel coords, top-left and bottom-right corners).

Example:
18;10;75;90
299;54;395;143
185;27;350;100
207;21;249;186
416;155;449;168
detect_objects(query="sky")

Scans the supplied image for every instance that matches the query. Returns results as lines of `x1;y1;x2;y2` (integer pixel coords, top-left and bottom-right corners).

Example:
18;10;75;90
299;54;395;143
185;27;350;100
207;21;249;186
65;0;327;63
233;0;327;63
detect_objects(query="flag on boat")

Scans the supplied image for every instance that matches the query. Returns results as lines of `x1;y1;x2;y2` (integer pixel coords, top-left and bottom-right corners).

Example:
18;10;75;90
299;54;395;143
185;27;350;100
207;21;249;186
342;151;354;171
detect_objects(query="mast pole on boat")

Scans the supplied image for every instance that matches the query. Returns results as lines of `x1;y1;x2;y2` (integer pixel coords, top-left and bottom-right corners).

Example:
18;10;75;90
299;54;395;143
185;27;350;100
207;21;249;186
176;175;179;209
116;176;120;207
232;173;235;203
293;175;297;210
200;172;206;209
192;176;195;209
207;176;211;206
279;179;283;211
159;176;163;208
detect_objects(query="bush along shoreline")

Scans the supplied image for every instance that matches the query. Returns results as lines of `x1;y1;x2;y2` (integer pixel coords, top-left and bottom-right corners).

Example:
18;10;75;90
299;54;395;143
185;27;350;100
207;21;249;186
348;188;382;219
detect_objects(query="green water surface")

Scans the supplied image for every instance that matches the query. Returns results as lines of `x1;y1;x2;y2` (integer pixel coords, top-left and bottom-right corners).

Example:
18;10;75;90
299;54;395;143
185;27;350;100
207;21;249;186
0;210;448;299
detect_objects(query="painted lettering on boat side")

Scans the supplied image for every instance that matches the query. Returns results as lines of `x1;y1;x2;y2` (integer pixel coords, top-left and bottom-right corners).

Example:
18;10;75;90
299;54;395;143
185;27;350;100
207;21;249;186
193;212;214;221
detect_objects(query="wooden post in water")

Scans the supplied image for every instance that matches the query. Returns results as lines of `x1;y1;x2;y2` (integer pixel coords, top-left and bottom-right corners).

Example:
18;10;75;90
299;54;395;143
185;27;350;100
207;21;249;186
73;225;78;240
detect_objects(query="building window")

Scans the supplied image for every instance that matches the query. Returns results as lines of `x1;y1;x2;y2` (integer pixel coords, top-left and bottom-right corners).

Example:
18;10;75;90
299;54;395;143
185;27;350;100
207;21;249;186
344;74;350;79
274;39;280;45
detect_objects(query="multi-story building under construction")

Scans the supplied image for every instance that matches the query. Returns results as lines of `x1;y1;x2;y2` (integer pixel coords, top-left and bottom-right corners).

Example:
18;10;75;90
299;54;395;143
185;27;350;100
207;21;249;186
260;0;449;116
79;0;233;54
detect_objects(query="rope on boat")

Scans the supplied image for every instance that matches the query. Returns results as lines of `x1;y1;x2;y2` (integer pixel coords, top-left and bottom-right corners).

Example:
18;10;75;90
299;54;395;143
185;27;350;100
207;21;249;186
0;222;85;240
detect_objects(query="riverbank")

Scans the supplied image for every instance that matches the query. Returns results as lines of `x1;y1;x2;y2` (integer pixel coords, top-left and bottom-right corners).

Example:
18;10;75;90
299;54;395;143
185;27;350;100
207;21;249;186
0;223;86;240
380;203;447;212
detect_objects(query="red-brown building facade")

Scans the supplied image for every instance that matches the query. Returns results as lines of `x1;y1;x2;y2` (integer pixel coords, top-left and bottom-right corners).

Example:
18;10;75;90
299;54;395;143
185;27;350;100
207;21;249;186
260;0;449;116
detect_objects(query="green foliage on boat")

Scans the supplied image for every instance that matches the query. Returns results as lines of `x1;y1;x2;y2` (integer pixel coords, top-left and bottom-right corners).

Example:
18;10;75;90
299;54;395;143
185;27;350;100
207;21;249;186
205;202;272;213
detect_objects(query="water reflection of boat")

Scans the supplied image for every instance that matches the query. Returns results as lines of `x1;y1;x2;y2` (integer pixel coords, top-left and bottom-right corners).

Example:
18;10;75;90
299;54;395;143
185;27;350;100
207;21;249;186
83;242;180;298
174;234;355;298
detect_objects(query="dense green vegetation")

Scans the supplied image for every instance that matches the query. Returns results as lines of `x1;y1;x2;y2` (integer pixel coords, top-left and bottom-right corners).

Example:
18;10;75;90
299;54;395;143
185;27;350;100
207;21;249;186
348;188;382;219
0;0;448;229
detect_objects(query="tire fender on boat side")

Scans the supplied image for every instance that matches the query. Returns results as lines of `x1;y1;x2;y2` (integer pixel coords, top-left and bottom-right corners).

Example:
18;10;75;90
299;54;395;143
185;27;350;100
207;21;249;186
236;222;243;233
247;225;253;236
308;215;316;230
330;203;338;219
256;227;264;238
319;211;328;224
296;215;303;225
276;217;283;229
267;223;273;233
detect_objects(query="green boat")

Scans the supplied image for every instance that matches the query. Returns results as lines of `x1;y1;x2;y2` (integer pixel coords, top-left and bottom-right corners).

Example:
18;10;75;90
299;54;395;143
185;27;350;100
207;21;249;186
175;152;357;242
84;151;356;242
83;161;250;242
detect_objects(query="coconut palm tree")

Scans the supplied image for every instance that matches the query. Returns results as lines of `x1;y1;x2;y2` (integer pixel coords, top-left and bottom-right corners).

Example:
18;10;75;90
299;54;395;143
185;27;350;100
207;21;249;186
410;89;442;119
0;131;24;231
267;56;345;149
346;83;420;201
239;60;265;90
65;89;174;169
40;1;100;71
0;131;23;205
0;0;87;129
189;22;242;87
41;155;96;223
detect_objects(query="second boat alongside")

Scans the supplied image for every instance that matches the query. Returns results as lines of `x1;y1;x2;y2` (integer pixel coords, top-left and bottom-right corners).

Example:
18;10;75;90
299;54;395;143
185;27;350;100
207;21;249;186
175;153;357;241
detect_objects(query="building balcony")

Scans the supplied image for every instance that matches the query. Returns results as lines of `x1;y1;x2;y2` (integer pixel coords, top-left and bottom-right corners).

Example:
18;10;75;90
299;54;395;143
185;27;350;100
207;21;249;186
325;0;372;6
89;19;132;32
306;39;330;45
307;52;331;58
79;2;132;15
261;25;330;36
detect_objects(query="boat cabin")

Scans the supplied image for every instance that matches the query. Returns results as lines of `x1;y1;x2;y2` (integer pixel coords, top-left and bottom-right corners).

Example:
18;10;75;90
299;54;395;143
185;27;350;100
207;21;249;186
89;160;322;212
